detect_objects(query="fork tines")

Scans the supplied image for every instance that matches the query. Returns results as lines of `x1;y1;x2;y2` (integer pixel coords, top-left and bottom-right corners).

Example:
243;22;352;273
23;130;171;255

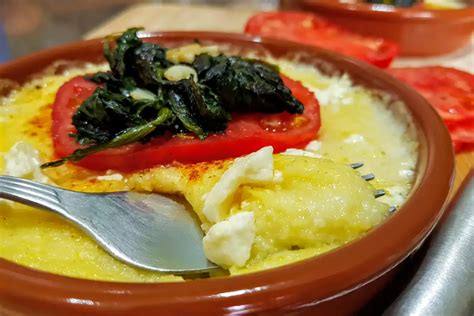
362;173;375;181
374;189;386;198
350;162;364;169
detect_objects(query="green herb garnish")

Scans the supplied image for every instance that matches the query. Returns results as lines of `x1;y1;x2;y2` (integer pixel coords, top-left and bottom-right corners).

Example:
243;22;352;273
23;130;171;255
42;28;304;168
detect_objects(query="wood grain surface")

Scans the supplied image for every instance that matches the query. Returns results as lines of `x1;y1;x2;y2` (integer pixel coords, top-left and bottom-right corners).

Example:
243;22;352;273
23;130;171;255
84;3;258;38
84;3;473;195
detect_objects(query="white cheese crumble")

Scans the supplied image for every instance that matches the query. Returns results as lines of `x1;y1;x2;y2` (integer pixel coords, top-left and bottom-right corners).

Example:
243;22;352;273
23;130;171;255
304;140;322;152
306;73;354;108
1;142;50;207
344;134;365;144
95;173;124;181
282;148;321;158
273;170;283;183
203;211;256;268
399;169;415;179
2;141;49;183
379;185;406;208
201;146;280;267
202;146;274;223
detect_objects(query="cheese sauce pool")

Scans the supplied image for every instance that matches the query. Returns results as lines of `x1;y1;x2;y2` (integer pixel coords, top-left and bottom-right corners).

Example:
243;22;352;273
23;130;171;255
0;61;417;282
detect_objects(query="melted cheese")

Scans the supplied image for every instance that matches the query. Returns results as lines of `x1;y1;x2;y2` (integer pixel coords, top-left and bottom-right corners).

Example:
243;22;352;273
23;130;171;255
0;58;418;281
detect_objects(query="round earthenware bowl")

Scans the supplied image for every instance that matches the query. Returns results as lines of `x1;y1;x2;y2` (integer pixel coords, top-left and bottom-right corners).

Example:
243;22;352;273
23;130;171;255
282;0;474;56
0;32;454;315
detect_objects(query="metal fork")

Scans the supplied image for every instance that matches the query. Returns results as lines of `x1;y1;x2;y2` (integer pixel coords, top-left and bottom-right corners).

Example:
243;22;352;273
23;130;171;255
0;175;217;274
350;162;396;213
0;163;392;274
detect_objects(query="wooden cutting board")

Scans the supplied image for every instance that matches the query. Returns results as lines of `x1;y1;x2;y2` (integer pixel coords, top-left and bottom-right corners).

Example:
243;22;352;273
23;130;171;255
84;3;258;38
84;3;473;193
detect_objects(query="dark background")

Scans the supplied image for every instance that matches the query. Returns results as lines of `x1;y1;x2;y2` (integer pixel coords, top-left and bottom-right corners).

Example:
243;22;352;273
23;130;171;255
0;0;278;62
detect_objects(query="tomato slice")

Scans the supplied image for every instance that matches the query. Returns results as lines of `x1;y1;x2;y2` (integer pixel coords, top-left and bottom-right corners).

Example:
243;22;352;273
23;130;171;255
244;11;399;68
387;67;474;122
387;67;474;152
52;76;321;172
447;120;474;144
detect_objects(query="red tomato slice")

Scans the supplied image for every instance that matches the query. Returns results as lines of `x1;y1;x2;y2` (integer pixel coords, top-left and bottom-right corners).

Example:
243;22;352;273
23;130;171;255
244;11;399;68
387;67;474;152
52;76;321;172
447;120;474;144
387;67;474;122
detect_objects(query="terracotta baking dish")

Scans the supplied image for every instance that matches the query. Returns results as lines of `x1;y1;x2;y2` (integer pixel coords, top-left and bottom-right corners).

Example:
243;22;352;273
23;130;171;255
281;0;474;56
0;32;454;315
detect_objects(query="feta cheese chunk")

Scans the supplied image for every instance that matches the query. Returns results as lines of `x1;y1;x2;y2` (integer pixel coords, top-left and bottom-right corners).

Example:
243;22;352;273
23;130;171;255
203;211;256;268
2;141;49;183
304;140;321;152
202;146;274;223
308;73;354;108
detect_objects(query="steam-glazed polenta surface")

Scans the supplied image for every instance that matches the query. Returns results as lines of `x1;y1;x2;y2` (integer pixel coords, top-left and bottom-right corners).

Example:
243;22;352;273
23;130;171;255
0;59;417;282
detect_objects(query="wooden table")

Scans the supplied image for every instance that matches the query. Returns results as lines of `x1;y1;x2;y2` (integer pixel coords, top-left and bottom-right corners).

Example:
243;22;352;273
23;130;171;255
85;3;473;192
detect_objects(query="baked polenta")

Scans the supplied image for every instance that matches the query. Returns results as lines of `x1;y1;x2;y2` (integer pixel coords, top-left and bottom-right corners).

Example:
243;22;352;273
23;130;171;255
0;42;417;281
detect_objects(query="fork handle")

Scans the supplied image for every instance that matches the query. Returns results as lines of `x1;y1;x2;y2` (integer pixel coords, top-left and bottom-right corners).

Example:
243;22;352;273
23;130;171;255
0;175;66;214
385;170;474;315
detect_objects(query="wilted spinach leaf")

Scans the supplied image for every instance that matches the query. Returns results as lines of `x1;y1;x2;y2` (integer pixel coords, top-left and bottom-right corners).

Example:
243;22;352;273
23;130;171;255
104;27;143;79
71;87;164;145
127;43;169;86
42;27;306;168
42;108;174;169
193;54;304;114
163;78;230;133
